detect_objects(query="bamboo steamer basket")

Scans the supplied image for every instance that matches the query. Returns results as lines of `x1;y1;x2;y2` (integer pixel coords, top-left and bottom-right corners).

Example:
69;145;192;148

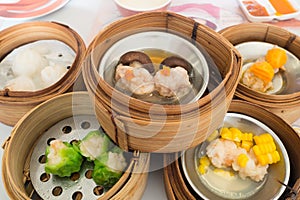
83;11;242;153
0;21;86;126
163;100;300;200
2;92;150;200
220;23;300;124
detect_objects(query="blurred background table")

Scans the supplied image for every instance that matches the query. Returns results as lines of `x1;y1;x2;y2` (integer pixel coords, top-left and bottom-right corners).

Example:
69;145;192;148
0;0;300;199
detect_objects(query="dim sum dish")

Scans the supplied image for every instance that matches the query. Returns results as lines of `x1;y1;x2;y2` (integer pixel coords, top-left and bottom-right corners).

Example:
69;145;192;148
99;31;209;105
0;40;75;91
0;21;86;126
236;41;300;95
220;23;300;123
181;112;290;200
83;11;242;153
164;100;300;200
2;92;150;199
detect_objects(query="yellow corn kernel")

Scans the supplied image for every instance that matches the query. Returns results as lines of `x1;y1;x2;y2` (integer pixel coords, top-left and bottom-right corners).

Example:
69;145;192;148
207;130;219;142
213;168;235;178
241;140;253;152
198;165;207;175
265;47;287;69
199;156;210;165
220;127;232;140
235;141;241;147
160;66;171;76
253;142;276;156
198;156;210;175
253;133;274;144
256;150;280;166
241;133;253;142
229;127;243;142
237;154;249;168
249;61;275;84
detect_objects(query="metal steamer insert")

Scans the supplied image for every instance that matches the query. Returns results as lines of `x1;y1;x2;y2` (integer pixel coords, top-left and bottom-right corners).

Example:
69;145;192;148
30;115;105;199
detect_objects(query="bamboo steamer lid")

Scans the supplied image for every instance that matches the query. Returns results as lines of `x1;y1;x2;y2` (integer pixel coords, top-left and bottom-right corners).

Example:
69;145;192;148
163;100;300;200
0;21;86;126
83;11;242;153
220;23;300;124
2;92;150;200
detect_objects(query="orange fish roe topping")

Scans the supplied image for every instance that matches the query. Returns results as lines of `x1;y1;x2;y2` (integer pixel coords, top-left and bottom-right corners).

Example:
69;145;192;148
125;69;134;81
160;66;171;76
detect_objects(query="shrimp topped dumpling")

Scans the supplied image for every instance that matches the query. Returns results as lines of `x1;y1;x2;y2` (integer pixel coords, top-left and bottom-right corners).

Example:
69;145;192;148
114;51;155;95
232;150;269;182
115;64;155;95
154;56;192;98
154;66;192;98
206;138;246;168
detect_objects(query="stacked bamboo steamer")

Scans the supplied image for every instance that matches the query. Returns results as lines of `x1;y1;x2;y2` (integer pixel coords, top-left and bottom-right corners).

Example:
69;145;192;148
83;11;242;153
0;21;86;126
220;23;300;124
163;100;300;200
2;92;150;200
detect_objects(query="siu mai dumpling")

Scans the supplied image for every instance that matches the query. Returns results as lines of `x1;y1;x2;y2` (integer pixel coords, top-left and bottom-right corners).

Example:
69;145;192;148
154;66;192;98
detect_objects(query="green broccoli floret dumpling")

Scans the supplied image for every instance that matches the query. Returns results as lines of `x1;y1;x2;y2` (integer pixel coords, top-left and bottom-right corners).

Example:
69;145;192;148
45;140;83;177
92;146;127;188
75;130;111;161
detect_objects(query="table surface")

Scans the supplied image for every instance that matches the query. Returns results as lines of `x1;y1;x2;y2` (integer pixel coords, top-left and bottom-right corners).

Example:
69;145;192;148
0;0;300;199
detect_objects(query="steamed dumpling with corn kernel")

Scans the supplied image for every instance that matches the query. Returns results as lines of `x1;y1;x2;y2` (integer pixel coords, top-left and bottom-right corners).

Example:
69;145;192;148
154;66;192;98
232;151;269;182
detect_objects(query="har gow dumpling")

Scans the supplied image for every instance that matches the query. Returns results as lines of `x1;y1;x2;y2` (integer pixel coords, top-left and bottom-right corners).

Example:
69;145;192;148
5;76;36;91
41;64;68;87
12;49;48;77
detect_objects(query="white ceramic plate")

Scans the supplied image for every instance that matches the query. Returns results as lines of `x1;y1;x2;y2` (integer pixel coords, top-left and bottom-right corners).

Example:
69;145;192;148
0;0;70;20
237;0;300;22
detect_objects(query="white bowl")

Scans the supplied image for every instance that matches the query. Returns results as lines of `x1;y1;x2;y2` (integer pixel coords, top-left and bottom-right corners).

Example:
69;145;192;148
98;30;209;104
114;0;171;16
235;41;300;95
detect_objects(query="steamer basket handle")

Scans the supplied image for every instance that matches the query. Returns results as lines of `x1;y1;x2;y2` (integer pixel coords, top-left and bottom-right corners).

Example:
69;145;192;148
285;178;300;200
2;136;11;150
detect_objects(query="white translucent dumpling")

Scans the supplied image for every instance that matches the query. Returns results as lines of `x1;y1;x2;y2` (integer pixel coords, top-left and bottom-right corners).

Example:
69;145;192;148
41;65;68;87
12;49;48;77
5;76;36;91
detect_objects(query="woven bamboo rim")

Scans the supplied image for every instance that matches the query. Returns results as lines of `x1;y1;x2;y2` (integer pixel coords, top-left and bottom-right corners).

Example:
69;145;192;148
163;100;300;200
220;23;300;123
83;11;242;153
0;21;86;126
1;92;150;200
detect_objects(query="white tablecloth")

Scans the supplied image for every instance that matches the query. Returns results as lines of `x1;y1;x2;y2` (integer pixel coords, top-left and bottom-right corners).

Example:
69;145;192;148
0;0;300;199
